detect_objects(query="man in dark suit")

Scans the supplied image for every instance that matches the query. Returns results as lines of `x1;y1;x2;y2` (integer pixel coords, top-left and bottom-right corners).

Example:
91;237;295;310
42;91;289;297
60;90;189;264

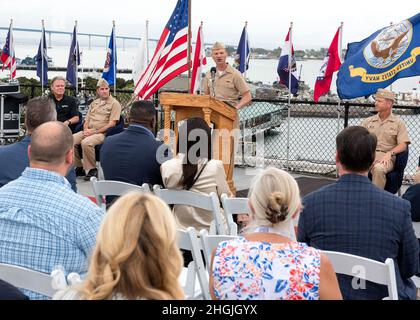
0;97;77;192
100;100;170;197
298;126;419;300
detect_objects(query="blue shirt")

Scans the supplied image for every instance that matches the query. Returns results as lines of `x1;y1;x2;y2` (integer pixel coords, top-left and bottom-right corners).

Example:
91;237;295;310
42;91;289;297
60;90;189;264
0;136;77;192
0;168;103;299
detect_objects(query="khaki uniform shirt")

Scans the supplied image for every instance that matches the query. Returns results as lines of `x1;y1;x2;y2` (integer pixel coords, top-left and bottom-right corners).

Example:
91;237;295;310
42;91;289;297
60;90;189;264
203;64;249;107
85;96;121;130
362;113;410;152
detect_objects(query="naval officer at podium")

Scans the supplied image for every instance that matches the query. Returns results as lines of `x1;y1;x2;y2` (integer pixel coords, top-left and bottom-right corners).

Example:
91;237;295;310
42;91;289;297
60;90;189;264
203;42;251;112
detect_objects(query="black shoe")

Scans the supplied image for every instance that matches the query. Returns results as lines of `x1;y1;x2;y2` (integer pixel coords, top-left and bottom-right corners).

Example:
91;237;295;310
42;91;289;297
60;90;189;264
84;168;98;181
75;167;85;177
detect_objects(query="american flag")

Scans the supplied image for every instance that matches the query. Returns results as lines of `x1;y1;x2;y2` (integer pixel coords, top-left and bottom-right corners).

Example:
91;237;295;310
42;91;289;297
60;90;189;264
134;0;189;100
1;23;16;79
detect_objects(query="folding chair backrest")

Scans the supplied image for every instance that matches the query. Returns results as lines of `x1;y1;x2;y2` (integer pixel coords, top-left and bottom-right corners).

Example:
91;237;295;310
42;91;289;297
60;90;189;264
199;229;240;270
220;194;251;235
0;263;56;298
90;177;150;209
322;250;398;300
177;228;210;300
154;185;225;235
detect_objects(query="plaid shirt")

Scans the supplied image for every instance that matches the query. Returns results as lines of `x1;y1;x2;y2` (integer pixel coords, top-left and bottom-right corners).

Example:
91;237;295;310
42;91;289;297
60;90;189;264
298;174;419;300
0;168;103;299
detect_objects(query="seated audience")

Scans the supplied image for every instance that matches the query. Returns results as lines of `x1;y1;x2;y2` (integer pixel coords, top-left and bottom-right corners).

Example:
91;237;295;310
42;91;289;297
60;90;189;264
0;121;103;299
0;96;77;191
210;167;342;300
298;126;419;300
161;117;231;232
100;100;171;204
73;78;121;181
53;192;184;300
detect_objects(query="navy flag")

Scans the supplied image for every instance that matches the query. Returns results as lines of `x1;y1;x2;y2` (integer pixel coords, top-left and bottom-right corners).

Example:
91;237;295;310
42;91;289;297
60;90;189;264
337;13;420;99
102;26;117;85
35;27;48;86
66;25;80;88
235;24;250;74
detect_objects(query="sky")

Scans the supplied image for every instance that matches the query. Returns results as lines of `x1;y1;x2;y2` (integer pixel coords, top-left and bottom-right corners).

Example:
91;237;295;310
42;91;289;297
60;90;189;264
0;0;419;49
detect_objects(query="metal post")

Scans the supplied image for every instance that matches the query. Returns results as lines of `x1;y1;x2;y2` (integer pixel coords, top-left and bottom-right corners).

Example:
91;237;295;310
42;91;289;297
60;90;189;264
344;103;350;128
187;0;192;92
41;20;45;94
75;21;79;95
113;21;116;96
88;35;91;50
286;22;293;169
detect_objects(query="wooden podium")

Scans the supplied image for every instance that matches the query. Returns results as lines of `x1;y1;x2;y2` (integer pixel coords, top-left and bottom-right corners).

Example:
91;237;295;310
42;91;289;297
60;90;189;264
159;92;237;195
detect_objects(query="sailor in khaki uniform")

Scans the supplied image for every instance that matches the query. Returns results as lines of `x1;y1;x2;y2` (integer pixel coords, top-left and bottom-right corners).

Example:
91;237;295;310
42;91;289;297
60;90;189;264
203;42;251;111
203;42;251;172
362;88;410;189
73;78;121;180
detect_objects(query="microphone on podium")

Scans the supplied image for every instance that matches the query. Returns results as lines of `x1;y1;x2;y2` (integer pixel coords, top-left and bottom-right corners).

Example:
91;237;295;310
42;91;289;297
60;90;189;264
210;67;217;97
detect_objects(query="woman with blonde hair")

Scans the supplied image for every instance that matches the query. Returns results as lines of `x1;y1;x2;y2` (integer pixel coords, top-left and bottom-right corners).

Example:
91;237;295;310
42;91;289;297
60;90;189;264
210;167;342;300
54;192;184;300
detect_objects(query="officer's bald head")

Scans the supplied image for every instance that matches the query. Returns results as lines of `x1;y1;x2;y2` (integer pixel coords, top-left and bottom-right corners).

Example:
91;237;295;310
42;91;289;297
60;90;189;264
29;121;73;166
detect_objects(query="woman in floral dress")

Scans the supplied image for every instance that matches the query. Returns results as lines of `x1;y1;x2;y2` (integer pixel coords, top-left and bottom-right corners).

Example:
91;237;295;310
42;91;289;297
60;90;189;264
210;167;342;300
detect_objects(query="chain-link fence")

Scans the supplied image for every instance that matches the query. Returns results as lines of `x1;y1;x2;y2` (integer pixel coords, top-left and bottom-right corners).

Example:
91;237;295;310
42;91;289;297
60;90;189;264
20;84;420;182
232;99;420;183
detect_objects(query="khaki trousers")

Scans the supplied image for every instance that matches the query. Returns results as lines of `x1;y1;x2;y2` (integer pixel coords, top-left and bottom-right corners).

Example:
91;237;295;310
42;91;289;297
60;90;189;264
73;131;105;170
371;151;396;189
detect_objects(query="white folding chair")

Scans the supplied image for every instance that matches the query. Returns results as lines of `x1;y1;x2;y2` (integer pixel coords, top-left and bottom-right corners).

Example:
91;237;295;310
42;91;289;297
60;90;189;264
220;194;251;235
153;185;225;235
177;227;210;300
412;222;420;239
90;177;150;210
0;263;58;298
323;250;399;300
199;229;239;271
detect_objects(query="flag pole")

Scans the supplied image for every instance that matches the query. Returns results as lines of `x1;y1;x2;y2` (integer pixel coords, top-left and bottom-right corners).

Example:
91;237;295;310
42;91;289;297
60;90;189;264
41;19;45;94
287;22;293;107
199;21;203;94
75;20;78;95
80;50;84;88
389;21;393;92
187;0;192;93
336;22;343;177
286;22;293;168
146;20;149;64
9;19;13;81
337;22;343;114
113;20;116;96
244;21;248;80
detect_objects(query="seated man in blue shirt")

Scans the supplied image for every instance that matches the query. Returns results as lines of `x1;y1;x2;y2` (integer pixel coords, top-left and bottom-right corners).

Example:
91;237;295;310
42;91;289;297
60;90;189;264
0;121;103;299
100;100;171;205
0;96;77;191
